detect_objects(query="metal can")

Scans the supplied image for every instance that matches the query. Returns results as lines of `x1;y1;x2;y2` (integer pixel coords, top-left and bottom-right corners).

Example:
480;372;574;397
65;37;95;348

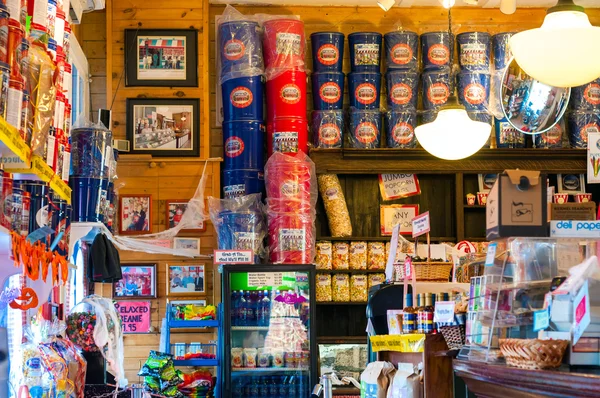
1;173;12;229
6;76;23;130
10;187;23;232
20;191;30;237
47;0;56;37
20;89;30;143
63;20;70;61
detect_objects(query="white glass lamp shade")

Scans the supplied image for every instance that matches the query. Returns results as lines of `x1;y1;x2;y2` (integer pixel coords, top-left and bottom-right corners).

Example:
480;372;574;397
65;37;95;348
415;109;491;160
509;11;600;87
378;0;395;11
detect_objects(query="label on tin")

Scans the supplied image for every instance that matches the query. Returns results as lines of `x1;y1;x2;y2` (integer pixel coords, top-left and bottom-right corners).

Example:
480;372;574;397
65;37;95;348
62;151;70;182
279;228;306;251
317;44;339;66
539;124;562;146
460;43;487;67
280;84;301;104
224;136;245;158
355;83;377;105
223;39;245;61
428;44;450;66
581;123;600;144
46;135;56;169
224;184;246;199
355;122;378;144
498;122;523;145
318;123;341;146
230;87;253;108
280;180;300;197
36;205;50;228
0;26;7;63
427;83;450;105
584;83;600;106
390;83;413;106
21;195;30;236
392;122;414;145
273;131;299;153
390;43;413;65
319;82;341;104
33;0;49;27
6;88;22;130
276;32;302;56
6;0;20;24
464;83;487;105
234;232;259;252
354;43;380;66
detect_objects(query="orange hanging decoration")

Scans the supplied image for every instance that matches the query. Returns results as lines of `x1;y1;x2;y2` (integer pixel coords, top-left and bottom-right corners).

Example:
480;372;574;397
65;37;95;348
41;250;52;282
9;288;39;310
51;255;60;285
59;256;68;284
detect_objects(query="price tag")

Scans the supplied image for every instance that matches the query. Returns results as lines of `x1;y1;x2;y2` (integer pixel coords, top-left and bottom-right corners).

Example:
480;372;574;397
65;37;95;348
533;308;550;332
248;272;283;287
213;250;253;264
434;301;456;323
404;257;413;279
485;242;497;267
412;211;430;238
573;280;591;345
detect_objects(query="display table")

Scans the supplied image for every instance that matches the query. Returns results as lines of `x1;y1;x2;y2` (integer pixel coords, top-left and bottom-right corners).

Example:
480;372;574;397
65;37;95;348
454;359;600;398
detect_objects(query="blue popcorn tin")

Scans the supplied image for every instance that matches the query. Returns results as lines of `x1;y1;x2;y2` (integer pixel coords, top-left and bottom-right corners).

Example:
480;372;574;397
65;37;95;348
349;109;382;148
495;117;526;148
222;169;265;199
457;72;491;111
422;70;453;110
223;120;265;170
384;31;418;71
348;72;382;110
570;77;600;111
312;110;344;148
311;32;344;73
534;119;564;149
457;32;491;72
348;32;382;72
385;70;419;110
492;32;514;70
420;32;454;71
311;72;345;110
221;74;264;121
568;111;600;149
385;110;417;148
219;20;264;79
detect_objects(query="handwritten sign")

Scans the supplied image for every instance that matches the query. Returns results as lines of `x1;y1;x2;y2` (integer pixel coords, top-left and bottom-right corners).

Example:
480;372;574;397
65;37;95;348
434;301;456;323
412;212;430;238
573;280;591;345
533;308;550;332
115;301;151;334
380;204;419;236
248;272;283;287
378;174;421;201
404;257;413;279
214;250;253;264
485;243;497;267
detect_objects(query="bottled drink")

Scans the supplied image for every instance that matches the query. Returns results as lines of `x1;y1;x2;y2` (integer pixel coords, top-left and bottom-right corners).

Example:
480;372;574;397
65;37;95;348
258;290;271;326
232;377;244;395
417;293;426;334
258;376;268;395
239;291;248;326
257;291;264;326
423;293;434;334
231;291;239;326
263;290;271;325
277;376;287;398
249;376;259;398
288;375;298;397
268;376;278;397
249;291;258;326
298;375;306;398
402;294;417;334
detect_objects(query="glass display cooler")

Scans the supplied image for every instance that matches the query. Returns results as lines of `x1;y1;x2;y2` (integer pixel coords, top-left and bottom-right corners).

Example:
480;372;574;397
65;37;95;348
221;264;317;398
458;237;599;363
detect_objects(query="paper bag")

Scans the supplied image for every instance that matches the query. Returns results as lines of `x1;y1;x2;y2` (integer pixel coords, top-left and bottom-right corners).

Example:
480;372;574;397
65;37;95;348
361;361;396;398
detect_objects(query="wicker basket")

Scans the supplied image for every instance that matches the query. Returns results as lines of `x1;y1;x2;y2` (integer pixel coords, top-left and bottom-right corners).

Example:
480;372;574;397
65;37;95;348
439;325;466;350
394;261;453;281
499;338;569;370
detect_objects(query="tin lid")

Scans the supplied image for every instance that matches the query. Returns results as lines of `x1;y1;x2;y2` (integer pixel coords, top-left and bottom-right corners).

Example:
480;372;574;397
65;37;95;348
30;23;48;33
56;10;66;19
0;61;10;71
64;21;71;32
0;4;8;16
8;19;24;32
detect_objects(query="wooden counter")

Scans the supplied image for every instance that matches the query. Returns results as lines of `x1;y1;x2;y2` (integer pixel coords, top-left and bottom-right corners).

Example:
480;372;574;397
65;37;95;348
454;359;600;398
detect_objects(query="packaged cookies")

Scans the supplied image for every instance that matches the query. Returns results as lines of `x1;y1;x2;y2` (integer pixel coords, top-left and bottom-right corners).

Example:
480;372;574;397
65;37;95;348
316;273;332;302
368;273;386;290
318;174;353;237
349;241;367;270
368;242;386;270
316;241;333;270
332;274;350;302
350;274;368;302
333;242;350;270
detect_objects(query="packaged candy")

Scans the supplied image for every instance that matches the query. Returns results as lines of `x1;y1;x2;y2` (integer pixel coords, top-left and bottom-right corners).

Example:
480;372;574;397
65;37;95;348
349;241;367;270
368;242;386;269
138;351;173;377
272;350;285;367
231;348;243;368
332;242;349;270
317;174;352;237
244;347;257;368
257;348;270;367
351;274;368;302
144;376;161;392
316;273;332;302
332;274;350;302
315;241;333;270
369;273;386;290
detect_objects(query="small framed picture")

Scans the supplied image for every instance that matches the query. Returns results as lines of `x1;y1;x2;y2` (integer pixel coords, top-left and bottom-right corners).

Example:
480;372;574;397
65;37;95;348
173;237;201;256
166;200;206;231
478;174;498;192
126;98;200;158
380;204;419;236
558;174;586;195
125;29;198;87
167;264;205;295
120;195;152;235
114;264;157;298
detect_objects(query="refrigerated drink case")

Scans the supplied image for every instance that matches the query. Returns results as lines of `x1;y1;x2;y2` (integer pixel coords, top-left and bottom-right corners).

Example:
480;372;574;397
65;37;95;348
222;264;318;398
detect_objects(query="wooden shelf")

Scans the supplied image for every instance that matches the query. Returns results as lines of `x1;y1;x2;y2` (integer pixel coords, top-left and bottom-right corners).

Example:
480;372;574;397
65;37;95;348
317;269;386;274
309;148;587;174
317;236;457;242
464;205;486;209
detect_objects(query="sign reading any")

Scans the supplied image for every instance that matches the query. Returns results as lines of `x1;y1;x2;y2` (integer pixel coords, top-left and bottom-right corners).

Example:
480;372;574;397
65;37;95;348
114;301;151;334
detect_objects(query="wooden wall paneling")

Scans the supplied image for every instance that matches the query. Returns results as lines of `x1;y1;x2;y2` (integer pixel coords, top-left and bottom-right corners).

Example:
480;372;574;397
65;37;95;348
455;173;465;242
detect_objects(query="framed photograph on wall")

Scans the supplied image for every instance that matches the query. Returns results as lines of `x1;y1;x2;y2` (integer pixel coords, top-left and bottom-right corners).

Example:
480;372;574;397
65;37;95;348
119;195;152;235
126;98;200;158
173;237;201;256
380;204;419;236
113;264;157;298
124;29;198;87
167;264;205;295
166;199;206;231
558;174;586;195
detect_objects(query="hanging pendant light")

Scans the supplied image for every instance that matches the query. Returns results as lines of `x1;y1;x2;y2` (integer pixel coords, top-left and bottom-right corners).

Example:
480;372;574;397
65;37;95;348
509;0;600;87
414;7;492;161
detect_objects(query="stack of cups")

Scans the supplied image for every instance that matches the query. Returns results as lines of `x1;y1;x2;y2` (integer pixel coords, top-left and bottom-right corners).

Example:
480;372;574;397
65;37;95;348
568;78;600;149
384;31;419;148
311;32;345;149
263;18;308;157
219;19;266;199
348;32;383;148
420;32;454;124
456;32;493;147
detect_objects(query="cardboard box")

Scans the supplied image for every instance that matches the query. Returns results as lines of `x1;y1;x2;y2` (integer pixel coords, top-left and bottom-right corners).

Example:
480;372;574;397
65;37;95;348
550;202;596;221
486;170;548;241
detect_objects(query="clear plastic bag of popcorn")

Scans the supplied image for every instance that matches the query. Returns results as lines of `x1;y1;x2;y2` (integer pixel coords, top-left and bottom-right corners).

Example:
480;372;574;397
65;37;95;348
332;242;350;270
332;274;350;302
368;273;386;290
316;273;332;302
318;174;352;237
349;241;367;270
368;242;386;270
316;241;333;270
350;274;368;302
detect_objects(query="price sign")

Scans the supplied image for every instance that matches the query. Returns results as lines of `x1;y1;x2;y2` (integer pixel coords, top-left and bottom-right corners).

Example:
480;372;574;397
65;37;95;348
573;280;591;345
485;243;497;267
248;272;283;288
411;212;430;238
434;301;456;323
115;301;151;334
533;308;550;332
214;250;253;264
